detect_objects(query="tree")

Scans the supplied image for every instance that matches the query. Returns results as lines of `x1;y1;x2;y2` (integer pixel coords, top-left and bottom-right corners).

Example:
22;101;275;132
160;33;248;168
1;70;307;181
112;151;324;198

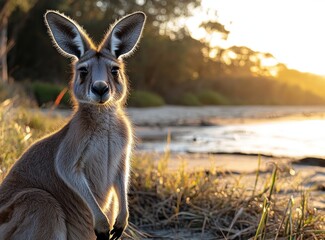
9;0;203;85
0;0;37;84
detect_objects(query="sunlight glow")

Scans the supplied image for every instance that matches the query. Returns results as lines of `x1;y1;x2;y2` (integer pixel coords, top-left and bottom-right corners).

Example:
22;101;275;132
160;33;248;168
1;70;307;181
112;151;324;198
260;57;278;68
188;0;325;76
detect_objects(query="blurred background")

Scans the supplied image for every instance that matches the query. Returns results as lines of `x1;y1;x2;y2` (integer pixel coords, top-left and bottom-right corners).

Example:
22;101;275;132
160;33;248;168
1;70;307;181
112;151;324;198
2;0;325;107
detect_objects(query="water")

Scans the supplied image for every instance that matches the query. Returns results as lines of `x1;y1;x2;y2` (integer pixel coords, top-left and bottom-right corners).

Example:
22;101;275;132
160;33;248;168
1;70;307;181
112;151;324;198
137;119;325;158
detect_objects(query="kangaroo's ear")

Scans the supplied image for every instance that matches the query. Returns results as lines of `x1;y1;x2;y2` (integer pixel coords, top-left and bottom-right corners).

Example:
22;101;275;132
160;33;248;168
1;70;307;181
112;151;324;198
100;12;146;59
45;10;91;59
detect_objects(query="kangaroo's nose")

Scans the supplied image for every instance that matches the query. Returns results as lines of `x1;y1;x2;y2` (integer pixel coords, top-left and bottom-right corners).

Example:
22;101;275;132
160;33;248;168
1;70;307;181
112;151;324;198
91;81;109;96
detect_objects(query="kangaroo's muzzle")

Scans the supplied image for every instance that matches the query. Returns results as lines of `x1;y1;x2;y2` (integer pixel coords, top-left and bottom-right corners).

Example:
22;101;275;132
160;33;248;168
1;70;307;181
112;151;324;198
91;81;109;97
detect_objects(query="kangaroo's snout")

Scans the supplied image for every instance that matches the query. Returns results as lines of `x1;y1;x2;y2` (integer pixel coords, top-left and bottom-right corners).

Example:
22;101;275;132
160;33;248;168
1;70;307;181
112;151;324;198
91;81;109;97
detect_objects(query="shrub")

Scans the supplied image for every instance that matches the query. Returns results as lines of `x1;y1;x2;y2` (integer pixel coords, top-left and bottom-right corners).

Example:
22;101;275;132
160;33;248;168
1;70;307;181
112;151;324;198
196;90;230;105
31;82;70;107
178;93;201;106
128;90;165;107
0;82;35;107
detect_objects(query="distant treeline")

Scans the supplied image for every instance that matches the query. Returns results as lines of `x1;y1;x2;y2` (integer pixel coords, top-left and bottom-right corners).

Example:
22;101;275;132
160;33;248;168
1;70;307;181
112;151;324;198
3;0;325;106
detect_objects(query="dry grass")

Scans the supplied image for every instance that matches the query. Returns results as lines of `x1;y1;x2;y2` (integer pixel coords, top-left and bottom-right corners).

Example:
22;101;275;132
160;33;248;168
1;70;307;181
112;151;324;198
0;100;324;239
0;99;66;181
128;153;324;239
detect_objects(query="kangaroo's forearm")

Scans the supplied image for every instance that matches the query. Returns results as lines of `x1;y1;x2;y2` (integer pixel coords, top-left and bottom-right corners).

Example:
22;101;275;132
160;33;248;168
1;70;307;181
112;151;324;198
113;171;129;216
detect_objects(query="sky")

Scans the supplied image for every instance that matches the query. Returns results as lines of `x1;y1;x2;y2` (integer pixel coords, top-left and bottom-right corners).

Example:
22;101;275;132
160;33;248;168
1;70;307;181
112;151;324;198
188;0;325;76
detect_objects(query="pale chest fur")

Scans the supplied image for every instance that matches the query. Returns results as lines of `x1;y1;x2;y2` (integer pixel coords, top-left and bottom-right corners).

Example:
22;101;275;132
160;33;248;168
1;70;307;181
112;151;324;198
80;112;131;204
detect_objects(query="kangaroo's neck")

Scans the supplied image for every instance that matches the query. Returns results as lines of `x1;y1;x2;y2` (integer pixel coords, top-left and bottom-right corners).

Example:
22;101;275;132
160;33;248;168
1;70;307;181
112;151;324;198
72;103;120;130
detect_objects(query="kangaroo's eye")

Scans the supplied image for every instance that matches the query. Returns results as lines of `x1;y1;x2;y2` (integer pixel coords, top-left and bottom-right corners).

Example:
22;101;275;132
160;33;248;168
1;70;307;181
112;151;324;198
78;67;88;78
111;66;119;76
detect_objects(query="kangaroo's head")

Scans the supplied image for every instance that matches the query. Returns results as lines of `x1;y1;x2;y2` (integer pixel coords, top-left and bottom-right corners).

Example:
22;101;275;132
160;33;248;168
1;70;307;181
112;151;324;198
45;10;145;106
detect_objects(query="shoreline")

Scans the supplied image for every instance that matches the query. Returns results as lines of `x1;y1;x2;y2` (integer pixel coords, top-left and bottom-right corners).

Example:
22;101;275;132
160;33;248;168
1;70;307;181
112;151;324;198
127;105;325;126
43;105;325;126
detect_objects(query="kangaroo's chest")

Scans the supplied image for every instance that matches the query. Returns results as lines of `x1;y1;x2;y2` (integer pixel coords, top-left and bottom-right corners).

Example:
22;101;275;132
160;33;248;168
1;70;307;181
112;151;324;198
83;127;126;198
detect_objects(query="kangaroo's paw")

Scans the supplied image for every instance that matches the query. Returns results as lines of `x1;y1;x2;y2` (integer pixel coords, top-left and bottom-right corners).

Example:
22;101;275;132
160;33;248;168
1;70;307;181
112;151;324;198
110;220;127;240
94;217;110;240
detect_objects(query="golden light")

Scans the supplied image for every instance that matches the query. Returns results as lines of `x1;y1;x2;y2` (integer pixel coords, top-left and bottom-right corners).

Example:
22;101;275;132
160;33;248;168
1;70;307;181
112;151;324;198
187;0;325;76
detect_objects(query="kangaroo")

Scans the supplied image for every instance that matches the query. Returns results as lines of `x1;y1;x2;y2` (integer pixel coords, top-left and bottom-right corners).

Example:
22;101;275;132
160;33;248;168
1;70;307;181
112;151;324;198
0;10;145;240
